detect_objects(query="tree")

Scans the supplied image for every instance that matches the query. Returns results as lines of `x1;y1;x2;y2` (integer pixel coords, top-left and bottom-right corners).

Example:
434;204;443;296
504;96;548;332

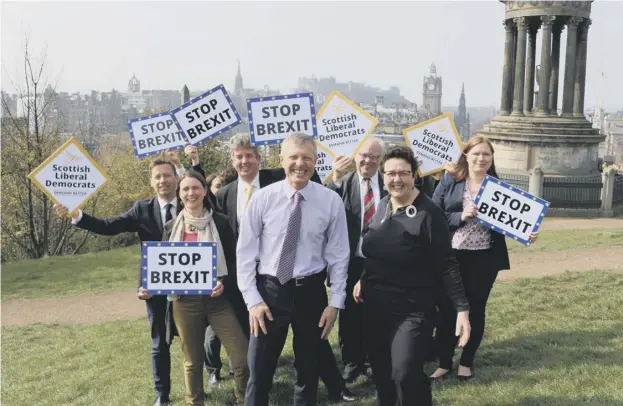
1;40;80;260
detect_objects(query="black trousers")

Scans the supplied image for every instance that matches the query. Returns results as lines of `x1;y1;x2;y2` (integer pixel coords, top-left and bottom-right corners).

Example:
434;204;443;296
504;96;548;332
437;249;499;370
245;272;332;406
339;257;367;370
145;296;171;399
364;284;434;406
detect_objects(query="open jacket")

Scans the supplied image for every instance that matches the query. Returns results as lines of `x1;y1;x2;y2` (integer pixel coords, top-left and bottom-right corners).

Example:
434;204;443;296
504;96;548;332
432;173;511;272
161;209;239;345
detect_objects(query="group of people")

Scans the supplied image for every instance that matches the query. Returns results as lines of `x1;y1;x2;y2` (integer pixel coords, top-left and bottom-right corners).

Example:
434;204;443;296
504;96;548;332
54;132;537;406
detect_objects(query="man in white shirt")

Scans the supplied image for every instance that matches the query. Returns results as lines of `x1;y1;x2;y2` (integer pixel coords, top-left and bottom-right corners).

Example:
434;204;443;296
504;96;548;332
237;133;350;406
327;137;387;382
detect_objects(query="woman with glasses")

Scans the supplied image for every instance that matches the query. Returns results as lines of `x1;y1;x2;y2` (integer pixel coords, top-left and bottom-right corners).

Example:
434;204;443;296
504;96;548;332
353;146;471;406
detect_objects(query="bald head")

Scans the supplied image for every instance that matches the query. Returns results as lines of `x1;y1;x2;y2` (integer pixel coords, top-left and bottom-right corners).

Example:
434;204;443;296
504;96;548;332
356;137;384;178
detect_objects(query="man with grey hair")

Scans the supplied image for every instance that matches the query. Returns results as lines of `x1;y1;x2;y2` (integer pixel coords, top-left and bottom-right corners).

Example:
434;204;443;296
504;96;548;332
237;133;351;405
328;136;387;382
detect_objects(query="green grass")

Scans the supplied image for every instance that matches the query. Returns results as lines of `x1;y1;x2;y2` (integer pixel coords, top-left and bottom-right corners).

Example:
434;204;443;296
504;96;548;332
3;271;623;406
506;228;623;253
3;228;622;302
1;246;138;301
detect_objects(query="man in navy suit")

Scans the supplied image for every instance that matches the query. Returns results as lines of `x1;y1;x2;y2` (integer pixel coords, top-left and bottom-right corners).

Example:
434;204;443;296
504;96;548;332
54;150;203;406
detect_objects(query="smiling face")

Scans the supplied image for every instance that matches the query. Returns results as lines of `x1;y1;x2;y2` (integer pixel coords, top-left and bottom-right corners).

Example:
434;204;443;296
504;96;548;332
150;163;178;201
179;176;207;212
465;142;493;175
281;138;317;190
231;147;260;181
356;139;383;179
383;157;415;200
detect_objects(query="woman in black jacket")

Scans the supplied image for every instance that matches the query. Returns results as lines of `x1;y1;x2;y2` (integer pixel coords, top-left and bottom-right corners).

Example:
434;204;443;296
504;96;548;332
353;146;471;406
430;136;537;381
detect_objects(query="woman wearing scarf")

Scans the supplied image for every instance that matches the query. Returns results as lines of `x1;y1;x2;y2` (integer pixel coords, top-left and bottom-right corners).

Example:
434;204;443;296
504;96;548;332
165;170;249;406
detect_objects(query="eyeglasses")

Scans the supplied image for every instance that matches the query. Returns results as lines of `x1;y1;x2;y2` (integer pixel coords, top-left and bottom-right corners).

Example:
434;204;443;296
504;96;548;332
358;153;381;161
383;171;412;179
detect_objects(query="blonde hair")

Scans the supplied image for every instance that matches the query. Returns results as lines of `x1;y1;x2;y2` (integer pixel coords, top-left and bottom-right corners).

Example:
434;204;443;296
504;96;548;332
445;136;498;181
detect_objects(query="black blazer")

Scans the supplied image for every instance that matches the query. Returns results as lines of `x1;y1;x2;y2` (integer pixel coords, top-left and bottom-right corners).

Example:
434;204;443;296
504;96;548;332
215;168;322;238
161;210;239;344
327;172;388;258
432;173;511;271
76;197;171;288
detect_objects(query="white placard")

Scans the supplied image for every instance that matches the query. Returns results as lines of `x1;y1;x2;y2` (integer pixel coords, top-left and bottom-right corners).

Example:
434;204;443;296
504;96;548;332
473;175;550;246
142;242;217;294
316;91;379;159
315;142;336;185
28;137;109;213
128;112;187;158
403;113;463;176
170;84;241;145
247;92;317;145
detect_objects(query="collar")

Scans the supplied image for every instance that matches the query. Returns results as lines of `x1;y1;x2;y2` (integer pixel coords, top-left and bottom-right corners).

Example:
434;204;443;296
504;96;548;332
282;180;312;201
359;171;380;186
158;196;177;210
238;173;260;190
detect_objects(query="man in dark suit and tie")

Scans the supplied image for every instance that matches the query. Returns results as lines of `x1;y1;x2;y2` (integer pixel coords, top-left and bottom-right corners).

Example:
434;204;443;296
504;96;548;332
54;155;198;406
327;137;387;383
211;133;356;403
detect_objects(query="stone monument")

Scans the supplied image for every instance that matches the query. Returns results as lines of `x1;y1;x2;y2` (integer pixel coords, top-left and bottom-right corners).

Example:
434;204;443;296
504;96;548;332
479;1;603;179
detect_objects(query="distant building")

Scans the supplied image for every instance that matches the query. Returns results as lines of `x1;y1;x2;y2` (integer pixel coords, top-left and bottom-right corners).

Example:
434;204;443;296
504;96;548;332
296;76;412;106
422;62;443;117
454;83;471;142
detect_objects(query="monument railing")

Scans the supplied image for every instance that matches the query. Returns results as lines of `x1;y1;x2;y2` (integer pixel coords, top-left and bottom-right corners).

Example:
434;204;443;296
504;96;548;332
541;175;603;209
613;175;623;207
499;173;530;191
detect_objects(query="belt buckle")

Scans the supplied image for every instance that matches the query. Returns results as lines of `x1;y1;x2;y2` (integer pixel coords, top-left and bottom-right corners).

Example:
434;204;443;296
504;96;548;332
295;278;304;287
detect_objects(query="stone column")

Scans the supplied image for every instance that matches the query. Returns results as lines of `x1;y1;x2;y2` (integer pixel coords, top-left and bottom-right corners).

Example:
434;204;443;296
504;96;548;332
561;17;582;117
536;16;555;116
524;21;538;115
574;19;591;118
549;22;564;115
499;20;515;115
601;167;615;213
529;167;544;197
511;17;528;116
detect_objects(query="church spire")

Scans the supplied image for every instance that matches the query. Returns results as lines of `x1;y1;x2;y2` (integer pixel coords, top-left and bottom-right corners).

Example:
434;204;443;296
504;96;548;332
235;60;243;93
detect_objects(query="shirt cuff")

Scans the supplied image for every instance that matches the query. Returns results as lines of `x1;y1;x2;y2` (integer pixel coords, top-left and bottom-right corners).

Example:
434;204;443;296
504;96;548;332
176;167;186;176
71;210;84;225
245;288;265;310
332;180;342;188
329;293;346;310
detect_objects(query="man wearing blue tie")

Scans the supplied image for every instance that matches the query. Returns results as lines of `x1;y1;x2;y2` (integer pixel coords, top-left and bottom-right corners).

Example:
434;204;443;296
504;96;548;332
237;133;350;406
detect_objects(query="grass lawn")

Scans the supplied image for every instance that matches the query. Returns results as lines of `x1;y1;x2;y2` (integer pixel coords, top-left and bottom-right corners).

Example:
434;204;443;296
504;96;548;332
3;228;622;302
3;271;623;406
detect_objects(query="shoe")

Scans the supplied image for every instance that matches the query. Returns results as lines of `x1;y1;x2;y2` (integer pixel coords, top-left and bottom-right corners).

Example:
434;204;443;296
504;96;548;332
429;368;453;382
328;388;358;403
153;396;170;406
208;372;221;388
457;372;475;382
342;365;363;383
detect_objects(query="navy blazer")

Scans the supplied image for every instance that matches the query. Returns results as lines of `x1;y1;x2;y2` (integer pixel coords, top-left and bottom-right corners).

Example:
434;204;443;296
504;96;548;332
432;173;511;271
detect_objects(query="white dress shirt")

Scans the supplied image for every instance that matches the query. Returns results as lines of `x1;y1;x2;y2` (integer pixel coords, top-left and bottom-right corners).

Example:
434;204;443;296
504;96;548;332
236;174;261;224
236;180;350;310
158;197;178;225
356;172;381;258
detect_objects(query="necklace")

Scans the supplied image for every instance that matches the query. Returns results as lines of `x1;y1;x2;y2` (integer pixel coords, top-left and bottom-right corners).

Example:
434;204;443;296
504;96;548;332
188;225;197;232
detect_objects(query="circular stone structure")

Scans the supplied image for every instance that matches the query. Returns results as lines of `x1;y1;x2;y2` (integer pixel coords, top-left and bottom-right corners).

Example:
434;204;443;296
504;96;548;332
479;0;603;176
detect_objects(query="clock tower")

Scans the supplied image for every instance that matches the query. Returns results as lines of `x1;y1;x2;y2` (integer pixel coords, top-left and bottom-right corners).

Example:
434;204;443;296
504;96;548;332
422;62;442;116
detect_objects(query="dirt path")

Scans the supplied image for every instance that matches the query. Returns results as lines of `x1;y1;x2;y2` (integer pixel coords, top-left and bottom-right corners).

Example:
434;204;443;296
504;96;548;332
2;219;622;327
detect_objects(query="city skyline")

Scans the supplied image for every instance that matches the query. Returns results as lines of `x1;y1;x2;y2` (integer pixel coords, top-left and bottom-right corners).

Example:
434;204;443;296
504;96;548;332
2;1;622;110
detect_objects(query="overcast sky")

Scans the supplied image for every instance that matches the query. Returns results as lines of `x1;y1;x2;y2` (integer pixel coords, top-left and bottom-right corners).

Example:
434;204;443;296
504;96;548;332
2;0;622;110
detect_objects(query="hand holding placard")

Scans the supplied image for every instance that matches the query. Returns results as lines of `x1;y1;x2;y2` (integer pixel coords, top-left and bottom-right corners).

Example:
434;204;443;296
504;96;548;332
332;155;353;184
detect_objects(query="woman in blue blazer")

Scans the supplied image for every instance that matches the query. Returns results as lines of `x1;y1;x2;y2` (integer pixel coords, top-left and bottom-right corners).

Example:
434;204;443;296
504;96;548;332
430;136;537;381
